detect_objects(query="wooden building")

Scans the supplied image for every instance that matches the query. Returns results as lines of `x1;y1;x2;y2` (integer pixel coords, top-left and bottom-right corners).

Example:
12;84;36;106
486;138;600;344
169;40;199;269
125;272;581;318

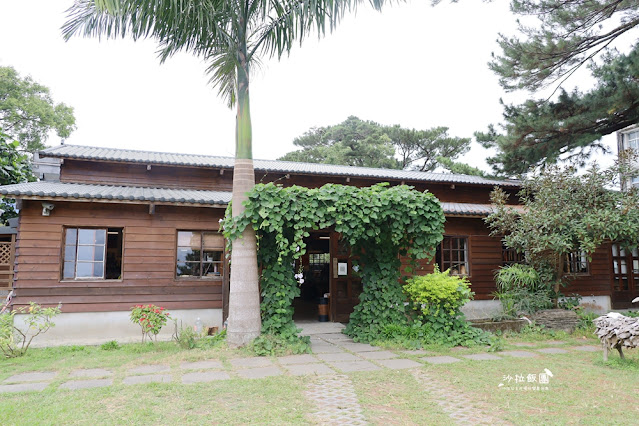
0;145;623;344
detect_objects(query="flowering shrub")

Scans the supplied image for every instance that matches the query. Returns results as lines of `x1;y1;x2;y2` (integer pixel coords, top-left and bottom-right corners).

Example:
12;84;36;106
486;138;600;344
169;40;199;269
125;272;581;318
130;304;170;343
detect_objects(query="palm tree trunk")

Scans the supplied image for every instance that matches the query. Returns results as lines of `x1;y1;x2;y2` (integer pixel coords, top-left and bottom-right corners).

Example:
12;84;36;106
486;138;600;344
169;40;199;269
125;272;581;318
226;31;261;347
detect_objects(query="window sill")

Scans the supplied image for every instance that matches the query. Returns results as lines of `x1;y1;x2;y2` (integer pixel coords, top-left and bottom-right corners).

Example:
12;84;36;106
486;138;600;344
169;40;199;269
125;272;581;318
59;279;123;283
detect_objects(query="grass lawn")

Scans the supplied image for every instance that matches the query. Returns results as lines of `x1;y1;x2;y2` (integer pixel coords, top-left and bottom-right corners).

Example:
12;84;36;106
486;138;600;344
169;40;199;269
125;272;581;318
0;330;637;425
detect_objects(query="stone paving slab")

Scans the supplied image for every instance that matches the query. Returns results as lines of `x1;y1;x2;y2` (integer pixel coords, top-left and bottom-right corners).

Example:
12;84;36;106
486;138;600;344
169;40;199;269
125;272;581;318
305;374;367;425
545;341;567;345
329;360;381;373
229;357;273;369
536;348;570;354
339;342;380;352
235;366;283;379
123;374;172;385
512;342;536;347
357;350;398;360
60;379;113;390
180;360;224;370
182;371;230;383
69;369;113;378
571;345;600;352
499;350;538;358
4;371;57;383
284;363;336;376
401;349;433;356
0;382;49;393
311;344;344;354
127;365;170;375
317;352;360;362
462;353;502;361
277;354;319;365
375;358;422;370
313;333;353;342
420;356;462;365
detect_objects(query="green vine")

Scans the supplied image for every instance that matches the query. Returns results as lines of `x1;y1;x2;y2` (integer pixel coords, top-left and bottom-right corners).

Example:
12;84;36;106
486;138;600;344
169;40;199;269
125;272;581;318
224;183;445;343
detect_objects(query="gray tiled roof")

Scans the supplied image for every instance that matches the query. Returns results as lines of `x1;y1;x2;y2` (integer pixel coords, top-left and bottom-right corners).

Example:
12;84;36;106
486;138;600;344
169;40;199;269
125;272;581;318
0;181;512;217
0;182;230;206
41;145;520;187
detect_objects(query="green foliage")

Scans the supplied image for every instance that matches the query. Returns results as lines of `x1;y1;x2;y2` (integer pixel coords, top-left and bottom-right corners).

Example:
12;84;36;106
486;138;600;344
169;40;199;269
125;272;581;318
0;66;76;153
0;302;61;358
0;132;36;224
279;116;471;171
482;1;639;175
279;116;400;169
486;163;639;302
250;333;311;357
100;340;120;351
129;304;170;343
197;329;227;349
493;264;553;317
173;324;199;350
386;267;493;347
404;266;473;316
436;156;490;178
224;182;445;343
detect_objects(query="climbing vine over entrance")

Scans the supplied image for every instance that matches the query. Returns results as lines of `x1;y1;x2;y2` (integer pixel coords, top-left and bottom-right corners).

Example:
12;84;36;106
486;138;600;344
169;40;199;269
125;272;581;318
224;183;445;342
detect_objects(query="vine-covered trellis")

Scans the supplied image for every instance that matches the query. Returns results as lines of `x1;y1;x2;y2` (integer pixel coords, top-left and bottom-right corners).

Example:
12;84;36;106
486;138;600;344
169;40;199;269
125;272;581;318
223;182;445;342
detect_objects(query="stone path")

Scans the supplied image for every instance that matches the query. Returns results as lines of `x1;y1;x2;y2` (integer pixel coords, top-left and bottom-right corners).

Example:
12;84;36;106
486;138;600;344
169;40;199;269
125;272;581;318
412;369;512;426
0;323;603;424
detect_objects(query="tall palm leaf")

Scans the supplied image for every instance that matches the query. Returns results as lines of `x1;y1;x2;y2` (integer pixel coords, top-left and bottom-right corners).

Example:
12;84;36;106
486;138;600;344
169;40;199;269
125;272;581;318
63;0;396;346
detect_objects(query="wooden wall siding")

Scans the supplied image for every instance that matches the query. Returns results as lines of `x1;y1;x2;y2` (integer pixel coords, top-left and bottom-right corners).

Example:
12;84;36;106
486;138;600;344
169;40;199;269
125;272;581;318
13;200;225;313
60;159;519;206
60;160;234;191
563;243;611;297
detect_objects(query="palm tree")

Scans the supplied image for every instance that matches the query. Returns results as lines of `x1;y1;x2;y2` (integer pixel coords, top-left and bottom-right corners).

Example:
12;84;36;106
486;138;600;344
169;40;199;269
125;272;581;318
62;0;396;346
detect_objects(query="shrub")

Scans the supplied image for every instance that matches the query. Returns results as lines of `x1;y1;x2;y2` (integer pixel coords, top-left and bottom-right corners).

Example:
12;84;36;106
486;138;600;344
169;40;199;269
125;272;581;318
100;340;120;351
392;267;493;347
250;333;311;356
174;324;198;350
494;264;553;317
0;302;61;358
404;265;474;316
130;304;170;343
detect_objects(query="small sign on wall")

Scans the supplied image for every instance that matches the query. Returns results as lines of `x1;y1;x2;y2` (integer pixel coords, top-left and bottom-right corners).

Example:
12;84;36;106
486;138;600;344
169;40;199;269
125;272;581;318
337;262;348;276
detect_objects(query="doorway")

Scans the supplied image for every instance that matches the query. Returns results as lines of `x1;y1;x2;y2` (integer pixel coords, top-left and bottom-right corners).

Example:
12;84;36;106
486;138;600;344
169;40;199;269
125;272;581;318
292;231;363;323
293;232;331;321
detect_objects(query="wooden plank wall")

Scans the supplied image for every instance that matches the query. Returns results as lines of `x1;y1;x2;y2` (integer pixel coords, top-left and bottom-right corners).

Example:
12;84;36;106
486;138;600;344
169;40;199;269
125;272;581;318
60;159;519;205
60;160;233;192
14;200;226;313
399;217;612;300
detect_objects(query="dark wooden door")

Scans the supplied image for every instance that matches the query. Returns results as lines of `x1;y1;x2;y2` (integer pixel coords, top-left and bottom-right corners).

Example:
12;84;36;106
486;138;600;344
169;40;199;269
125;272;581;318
330;233;362;323
610;244;639;309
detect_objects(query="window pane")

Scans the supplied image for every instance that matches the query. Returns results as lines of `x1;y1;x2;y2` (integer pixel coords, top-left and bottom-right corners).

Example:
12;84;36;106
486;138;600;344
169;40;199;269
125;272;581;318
63;262;75;279
65;228;77;246
177;262;200;277
612;244;618;257
93;263;104;278
177;248;200;262
64;246;76;261
202;262;223;277
203;250;222;262
178;231;200;248
77;245;103;261
203;233;224;249
78;229;97;245
95;229;106;245
76;262;93;277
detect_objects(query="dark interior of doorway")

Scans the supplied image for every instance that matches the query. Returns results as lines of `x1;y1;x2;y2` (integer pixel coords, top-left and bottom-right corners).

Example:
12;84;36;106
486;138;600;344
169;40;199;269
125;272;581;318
293;233;331;321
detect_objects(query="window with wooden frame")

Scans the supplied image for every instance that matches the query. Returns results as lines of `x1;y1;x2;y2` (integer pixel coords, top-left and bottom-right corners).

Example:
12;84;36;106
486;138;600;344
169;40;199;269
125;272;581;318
62;228;123;280
565;250;589;275
436;236;469;275
502;242;525;265
176;231;224;279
